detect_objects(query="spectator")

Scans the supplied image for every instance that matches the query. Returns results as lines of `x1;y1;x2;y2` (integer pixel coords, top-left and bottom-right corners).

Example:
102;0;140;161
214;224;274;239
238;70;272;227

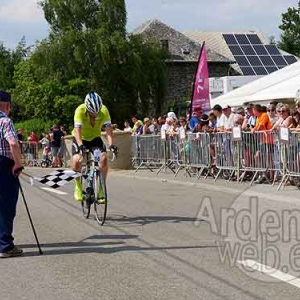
17;128;24;142
212;104;224;132
222;105;234;132
267;103;278;126
112;124;122;132
17;128;25;153
272;104;293;130
189;107;202;132
236;107;245;117
131;116;143;135
295;99;300;115
252;104;272;132
149;117;160;135
242;103;256;131
60;125;67;135
27;131;38;159
123;120;132;132
178;117;188;133
158;116;166;126
252;104;273;184
167;111;177;122
142;117;152;135
162;117;174;134
290;112;300;131
234;114;244;126
28;131;38;143
50;124;65;167
208;112;217;130
290;111;300;129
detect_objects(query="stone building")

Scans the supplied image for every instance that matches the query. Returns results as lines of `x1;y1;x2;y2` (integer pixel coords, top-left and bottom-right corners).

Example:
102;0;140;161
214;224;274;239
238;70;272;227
132;19;235;106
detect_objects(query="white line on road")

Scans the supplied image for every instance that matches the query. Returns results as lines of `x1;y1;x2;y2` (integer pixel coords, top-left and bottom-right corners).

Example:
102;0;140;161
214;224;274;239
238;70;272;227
41;187;68;195
238;260;300;289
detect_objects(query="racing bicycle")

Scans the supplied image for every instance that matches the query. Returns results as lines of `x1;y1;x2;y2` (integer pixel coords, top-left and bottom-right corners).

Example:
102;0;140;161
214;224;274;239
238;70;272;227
81;148;116;226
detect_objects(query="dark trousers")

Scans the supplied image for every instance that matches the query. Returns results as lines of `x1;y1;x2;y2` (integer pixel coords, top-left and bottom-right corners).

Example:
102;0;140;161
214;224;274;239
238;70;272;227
0;156;19;252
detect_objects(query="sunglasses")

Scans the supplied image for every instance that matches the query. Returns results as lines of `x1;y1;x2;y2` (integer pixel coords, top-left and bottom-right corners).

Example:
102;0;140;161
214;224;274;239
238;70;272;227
278;110;287;113
267;109;275;112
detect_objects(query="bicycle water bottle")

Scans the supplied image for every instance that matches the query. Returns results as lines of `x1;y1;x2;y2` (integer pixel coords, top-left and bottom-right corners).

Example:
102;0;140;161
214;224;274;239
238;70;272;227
93;149;101;162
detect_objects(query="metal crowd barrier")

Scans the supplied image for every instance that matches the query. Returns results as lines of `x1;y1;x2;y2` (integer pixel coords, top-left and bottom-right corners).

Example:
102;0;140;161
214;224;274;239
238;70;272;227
131;131;300;190
131;135;166;172
20;141;41;167
186;133;211;178
278;132;300;189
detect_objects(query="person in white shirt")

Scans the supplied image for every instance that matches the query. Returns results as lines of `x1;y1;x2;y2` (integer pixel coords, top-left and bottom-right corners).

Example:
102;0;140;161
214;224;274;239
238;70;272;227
222;105;235;132
123;120;132;132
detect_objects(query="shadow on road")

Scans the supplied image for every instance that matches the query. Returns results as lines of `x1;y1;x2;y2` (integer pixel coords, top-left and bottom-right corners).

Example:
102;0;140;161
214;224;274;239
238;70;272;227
18;233;218;257
107;214;201;226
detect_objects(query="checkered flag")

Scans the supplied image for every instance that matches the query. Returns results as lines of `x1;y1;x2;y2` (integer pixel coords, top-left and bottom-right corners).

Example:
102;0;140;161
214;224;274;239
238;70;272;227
31;169;81;189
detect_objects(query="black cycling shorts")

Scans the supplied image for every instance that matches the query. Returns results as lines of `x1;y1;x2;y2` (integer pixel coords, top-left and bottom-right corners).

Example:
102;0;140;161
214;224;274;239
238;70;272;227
72;137;106;155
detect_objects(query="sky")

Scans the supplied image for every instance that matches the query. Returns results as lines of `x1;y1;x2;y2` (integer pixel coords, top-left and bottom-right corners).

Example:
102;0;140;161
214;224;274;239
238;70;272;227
0;0;298;48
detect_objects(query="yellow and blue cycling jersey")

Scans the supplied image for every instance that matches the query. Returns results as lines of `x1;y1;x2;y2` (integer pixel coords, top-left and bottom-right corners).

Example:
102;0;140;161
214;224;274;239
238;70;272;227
71;104;111;141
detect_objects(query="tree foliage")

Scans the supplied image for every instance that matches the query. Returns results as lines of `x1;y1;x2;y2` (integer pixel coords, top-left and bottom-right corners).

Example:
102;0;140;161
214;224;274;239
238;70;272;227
8;0;167;130
279;1;300;56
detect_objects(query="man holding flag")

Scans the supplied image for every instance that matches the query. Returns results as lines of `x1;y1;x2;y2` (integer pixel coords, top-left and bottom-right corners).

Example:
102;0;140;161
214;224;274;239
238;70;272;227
0;91;23;258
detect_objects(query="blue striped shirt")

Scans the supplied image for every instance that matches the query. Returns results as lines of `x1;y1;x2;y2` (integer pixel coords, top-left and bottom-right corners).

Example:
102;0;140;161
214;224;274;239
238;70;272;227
0;110;18;160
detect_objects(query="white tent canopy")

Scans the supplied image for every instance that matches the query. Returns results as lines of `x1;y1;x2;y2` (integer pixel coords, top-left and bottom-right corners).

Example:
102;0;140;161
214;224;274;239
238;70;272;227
211;60;300;108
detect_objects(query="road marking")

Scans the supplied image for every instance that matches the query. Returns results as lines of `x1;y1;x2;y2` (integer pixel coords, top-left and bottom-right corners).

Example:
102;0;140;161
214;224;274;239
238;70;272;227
238;260;300;289
41;187;68;195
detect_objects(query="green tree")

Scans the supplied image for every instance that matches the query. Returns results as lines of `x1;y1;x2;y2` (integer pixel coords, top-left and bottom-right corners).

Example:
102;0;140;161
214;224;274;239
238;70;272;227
279;2;300;56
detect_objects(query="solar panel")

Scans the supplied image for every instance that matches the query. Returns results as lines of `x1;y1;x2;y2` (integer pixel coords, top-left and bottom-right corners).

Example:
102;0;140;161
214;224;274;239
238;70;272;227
235;34;250;44
240;66;256;76
260;55;275;66
265;45;281;55
247;34;262;44
247;55;263;66
265;66;278;73
234;55;250;66
253;66;268;75
228;45;244;55
241;45;256;55
284;55;297;64
272;55;287;66
223;32;298;75
253;45;269;55
223;34;238;45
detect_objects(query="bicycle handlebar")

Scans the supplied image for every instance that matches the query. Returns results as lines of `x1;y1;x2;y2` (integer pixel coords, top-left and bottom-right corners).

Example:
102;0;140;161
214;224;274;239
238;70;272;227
82;148;117;162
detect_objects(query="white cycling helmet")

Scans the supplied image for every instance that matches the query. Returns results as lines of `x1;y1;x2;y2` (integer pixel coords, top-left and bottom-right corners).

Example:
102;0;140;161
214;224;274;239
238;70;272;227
85;92;102;114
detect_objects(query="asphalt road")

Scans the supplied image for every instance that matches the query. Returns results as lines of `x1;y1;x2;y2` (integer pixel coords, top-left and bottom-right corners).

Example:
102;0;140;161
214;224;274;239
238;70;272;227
1;168;300;300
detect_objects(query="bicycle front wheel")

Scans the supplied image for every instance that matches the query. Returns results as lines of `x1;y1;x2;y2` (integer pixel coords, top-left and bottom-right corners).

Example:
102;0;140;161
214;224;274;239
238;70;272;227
94;170;108;226
81;167;91;219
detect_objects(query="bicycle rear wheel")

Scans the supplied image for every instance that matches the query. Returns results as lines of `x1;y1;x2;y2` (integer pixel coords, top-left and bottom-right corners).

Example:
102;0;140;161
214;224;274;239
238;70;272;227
94;170;108;226
81;167;91;219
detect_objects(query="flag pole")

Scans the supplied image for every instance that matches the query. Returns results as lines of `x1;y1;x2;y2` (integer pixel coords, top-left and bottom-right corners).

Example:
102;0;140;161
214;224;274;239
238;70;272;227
189;41;205;117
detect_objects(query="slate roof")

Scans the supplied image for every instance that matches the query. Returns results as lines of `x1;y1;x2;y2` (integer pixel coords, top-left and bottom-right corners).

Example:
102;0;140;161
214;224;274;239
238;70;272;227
132;19;233;63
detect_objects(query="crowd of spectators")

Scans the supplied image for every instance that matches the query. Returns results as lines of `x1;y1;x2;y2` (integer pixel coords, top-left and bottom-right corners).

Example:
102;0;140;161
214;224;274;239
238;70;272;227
17;125;67;167
125;100;300;136
128;100;300;184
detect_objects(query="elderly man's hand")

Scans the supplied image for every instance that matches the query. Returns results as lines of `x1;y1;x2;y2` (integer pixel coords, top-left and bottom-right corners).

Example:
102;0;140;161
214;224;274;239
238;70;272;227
12;165;23;177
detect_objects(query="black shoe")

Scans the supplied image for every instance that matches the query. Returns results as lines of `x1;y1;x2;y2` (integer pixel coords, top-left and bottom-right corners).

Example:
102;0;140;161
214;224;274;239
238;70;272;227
0;246;23;258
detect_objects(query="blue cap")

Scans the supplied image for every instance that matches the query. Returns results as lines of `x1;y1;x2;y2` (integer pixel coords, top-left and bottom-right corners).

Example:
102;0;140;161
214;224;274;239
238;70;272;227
0;91;11;103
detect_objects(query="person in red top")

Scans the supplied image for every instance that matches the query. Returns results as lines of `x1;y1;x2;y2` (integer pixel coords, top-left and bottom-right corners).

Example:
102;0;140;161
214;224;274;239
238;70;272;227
251;104;274;183
28;131;38;143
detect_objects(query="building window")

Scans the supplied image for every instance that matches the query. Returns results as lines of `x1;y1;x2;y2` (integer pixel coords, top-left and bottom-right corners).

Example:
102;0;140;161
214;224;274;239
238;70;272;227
160;40;169;51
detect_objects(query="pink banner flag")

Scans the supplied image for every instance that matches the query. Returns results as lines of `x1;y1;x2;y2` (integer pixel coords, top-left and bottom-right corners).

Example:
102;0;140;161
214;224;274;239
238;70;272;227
190;43;210;114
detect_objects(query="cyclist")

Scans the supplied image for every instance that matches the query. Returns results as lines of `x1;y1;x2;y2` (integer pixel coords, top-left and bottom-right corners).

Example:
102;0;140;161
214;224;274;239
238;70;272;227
71;92;118;203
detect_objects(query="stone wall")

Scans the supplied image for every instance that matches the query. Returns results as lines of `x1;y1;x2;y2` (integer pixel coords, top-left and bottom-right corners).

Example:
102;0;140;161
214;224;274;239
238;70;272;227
165;61;234;102
64;131;133;170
